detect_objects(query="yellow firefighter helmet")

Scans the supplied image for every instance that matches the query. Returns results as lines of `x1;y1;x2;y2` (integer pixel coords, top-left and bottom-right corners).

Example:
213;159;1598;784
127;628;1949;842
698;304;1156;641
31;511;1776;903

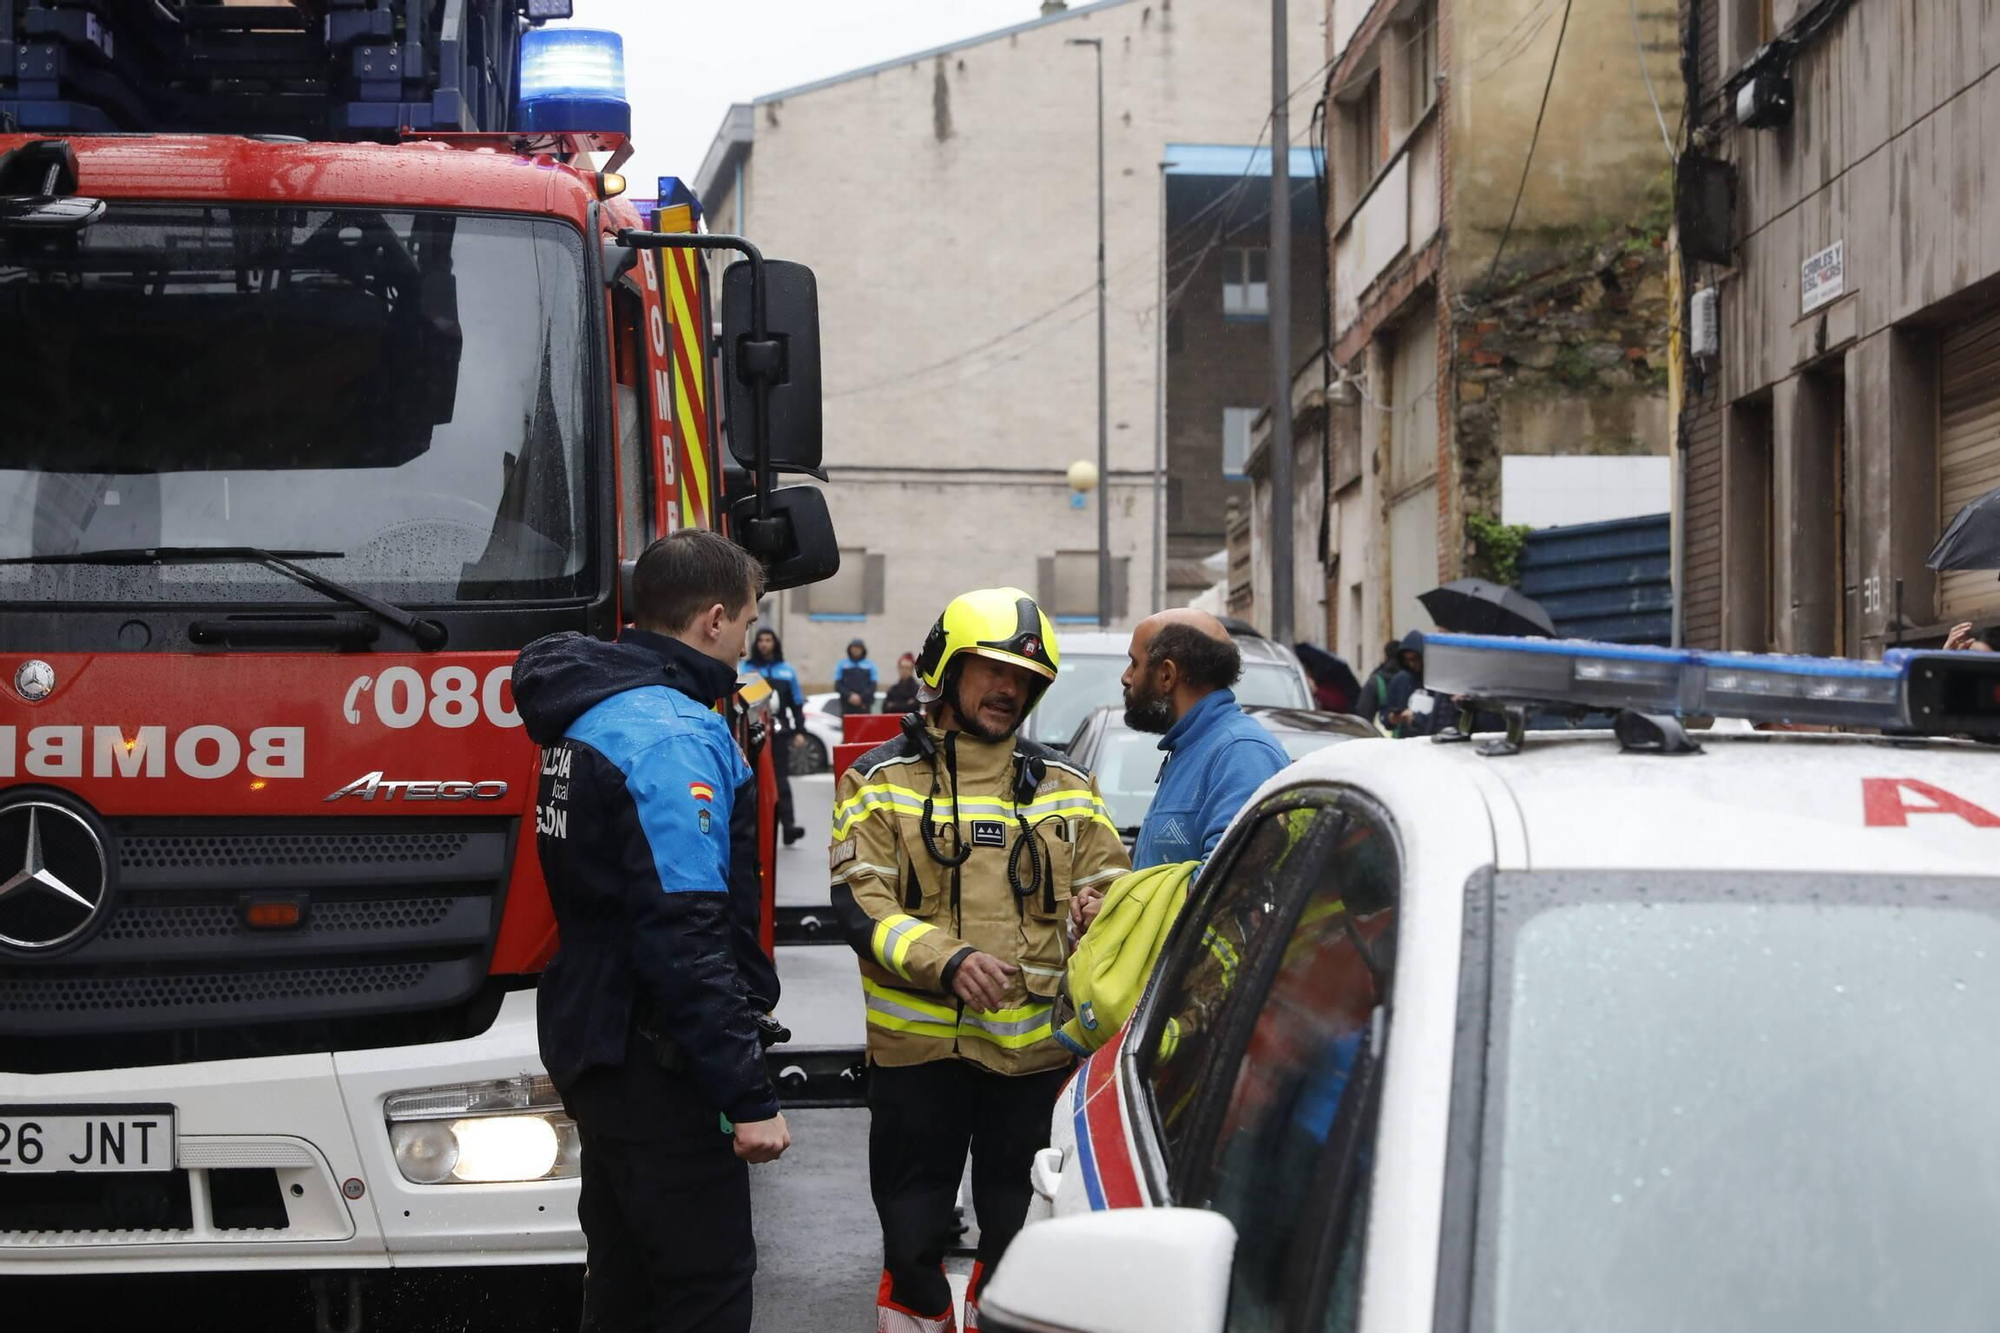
913;587;1061;714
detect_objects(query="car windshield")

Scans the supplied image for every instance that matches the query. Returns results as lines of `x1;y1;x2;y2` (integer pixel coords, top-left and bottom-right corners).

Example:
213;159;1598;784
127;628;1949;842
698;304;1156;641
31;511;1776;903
1029;652;1128;743
1235;660;1310;708
1086;721;1340;829
1088;726;1165;830
0;204;593;605
1470;871;2000;1332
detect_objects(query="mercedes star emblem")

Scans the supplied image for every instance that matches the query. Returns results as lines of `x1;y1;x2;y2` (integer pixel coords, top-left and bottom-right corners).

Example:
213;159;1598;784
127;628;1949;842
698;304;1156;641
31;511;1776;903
0;802;111;953
14;659;54;702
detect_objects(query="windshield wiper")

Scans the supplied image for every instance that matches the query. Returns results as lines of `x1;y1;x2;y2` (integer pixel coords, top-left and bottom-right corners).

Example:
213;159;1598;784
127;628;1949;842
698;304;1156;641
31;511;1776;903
0;546;447;650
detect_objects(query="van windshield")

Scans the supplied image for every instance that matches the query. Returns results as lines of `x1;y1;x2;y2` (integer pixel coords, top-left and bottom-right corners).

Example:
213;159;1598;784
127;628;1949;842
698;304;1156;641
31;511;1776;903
0;204;594;605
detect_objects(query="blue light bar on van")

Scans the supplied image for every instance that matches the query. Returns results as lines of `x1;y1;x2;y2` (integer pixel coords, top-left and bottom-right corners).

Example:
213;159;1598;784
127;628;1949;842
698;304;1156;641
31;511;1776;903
1424;634;1908;730
515;28;630;134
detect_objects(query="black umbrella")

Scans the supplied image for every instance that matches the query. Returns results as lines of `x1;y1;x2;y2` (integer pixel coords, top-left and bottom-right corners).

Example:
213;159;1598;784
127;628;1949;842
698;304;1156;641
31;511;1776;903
1928;485;2000;570
1419;579;1557;638
1292;642;1361;701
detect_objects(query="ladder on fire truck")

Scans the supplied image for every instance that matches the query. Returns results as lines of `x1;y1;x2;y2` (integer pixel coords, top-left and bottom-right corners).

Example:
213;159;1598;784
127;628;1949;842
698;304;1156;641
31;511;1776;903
0;0;573;139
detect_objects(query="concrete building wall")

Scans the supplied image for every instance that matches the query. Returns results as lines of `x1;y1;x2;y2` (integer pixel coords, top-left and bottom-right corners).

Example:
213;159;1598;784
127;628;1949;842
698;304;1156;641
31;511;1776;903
1446;0;1681;292
1321;0;1677;657
1684;0;2000;657
708;0;1323;677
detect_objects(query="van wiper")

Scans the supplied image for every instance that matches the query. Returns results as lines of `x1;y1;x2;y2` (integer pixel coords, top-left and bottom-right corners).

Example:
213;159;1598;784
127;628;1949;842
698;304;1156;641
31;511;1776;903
0;545;447;650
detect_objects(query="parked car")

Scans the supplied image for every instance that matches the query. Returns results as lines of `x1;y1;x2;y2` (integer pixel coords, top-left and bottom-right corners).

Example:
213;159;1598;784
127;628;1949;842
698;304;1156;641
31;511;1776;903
791;691;844;776
1064;704;1377;842
1026;631;1317;749
985;634;2000;1332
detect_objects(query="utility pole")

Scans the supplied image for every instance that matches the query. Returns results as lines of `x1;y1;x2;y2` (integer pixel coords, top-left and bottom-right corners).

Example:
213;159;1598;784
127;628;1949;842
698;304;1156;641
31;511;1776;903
1268;0;1295;643
1070;36;1111;628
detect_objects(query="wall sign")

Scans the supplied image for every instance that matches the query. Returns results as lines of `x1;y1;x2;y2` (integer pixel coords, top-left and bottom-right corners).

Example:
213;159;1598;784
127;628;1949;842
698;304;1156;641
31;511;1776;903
1802;240;1845;314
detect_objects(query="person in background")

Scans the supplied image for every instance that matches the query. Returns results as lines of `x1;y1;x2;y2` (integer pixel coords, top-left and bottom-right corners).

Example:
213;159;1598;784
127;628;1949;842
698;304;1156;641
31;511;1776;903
1946;622;1994;652
834;638;878;713
1359;639;1404;727
881;652;922;713
743;628;809;847
1383;631;1450;738
512;530;789;1333
1119;609;1291;873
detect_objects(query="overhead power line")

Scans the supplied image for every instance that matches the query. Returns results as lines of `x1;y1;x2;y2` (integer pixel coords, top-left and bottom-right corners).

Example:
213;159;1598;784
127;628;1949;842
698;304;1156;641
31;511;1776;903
1483;0;1574;293
829;53;1339;404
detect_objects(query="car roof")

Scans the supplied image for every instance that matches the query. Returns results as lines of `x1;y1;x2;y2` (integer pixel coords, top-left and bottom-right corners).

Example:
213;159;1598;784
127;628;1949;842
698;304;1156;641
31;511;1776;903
1233;636;1294;666
1054;630;1297;667
1257;730;2000;878
1053;632;1130;658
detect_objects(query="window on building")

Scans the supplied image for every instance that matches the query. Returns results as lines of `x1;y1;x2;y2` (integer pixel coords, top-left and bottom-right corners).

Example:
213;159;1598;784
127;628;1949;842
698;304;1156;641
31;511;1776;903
1721;0;1778;73
793;546;884;619
1041;550;1130;623
1338;73;1382;210
1224;407;1259;478
1223;247;1270;319
1401;0;1437;130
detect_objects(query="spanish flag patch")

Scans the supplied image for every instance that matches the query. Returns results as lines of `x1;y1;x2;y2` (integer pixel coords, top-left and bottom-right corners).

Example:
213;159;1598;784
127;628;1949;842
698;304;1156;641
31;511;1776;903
689;782;715;802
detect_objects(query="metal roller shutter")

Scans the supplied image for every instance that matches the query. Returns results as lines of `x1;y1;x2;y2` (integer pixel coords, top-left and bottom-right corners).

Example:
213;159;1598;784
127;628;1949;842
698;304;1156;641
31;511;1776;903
1938;309;2000;618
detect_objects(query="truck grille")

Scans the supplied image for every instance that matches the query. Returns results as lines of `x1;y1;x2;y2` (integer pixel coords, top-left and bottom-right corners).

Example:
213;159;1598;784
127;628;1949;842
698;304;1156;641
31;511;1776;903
0;816;515;1043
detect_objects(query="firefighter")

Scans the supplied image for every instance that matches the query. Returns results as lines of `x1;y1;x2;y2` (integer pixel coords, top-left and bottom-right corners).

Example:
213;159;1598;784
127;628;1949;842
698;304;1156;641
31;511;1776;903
513;530;790;1333
831;587;1131;1332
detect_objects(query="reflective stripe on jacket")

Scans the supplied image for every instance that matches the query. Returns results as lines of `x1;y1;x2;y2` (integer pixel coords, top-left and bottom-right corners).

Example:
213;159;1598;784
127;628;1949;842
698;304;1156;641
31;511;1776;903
829;725;1129;1075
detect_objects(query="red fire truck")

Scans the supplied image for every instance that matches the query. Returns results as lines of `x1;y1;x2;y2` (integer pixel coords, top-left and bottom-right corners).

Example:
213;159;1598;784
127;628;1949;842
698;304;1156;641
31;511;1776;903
0;0;834;1309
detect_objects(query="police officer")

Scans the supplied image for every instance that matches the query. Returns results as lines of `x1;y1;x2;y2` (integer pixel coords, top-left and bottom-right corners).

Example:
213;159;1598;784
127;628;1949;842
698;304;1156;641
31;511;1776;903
513;529;790;1333
744;626;809;845
830;587;1130;1332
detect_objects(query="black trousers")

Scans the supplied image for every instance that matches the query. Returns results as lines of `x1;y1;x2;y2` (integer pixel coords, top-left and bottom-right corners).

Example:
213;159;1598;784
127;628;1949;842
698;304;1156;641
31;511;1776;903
571;1065;754;1333
868;1059;1072;1320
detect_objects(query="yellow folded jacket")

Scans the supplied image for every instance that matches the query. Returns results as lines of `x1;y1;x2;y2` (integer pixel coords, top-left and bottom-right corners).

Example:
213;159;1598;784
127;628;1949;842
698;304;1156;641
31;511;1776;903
1057;860;1199;1055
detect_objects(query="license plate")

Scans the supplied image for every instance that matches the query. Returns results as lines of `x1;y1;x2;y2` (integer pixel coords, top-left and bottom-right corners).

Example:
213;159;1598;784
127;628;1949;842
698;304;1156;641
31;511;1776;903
0;1105;176;1174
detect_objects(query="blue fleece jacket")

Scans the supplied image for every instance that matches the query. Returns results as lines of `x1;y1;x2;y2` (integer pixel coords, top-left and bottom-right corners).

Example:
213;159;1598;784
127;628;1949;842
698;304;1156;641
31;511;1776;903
1132;689;1290;870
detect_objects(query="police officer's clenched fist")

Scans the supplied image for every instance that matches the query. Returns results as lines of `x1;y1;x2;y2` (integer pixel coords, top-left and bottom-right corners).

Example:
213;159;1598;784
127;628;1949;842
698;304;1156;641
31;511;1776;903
733;1112;791;1164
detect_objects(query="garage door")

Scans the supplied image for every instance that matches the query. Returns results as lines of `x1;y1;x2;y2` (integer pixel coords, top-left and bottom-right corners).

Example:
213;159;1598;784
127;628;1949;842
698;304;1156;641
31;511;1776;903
1939;308;2000;618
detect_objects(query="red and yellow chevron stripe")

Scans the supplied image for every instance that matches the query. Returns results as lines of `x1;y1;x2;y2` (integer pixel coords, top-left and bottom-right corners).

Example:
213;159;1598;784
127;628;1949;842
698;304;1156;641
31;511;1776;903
661;245;712;532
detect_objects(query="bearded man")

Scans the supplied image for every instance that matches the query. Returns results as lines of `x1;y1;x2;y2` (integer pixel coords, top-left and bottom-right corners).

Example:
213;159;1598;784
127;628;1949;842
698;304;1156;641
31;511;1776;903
1118;609;1291;873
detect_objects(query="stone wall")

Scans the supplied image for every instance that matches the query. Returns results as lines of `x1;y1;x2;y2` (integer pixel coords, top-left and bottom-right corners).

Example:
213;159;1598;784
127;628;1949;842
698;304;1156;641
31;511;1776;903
1450;211;1676;578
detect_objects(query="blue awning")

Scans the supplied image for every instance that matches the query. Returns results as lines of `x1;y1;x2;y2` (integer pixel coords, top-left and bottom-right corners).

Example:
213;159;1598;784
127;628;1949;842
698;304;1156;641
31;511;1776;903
1163;144;1326;179
1161;143;1322;236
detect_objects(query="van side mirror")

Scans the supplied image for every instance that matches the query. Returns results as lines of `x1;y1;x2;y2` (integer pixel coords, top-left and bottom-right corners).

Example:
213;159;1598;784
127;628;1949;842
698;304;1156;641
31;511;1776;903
729;485;839;593
720;257;822;475
979;1208;1235;1333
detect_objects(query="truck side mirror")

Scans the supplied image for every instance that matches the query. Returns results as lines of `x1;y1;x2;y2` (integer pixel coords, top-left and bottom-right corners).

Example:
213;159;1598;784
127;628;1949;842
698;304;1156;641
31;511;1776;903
720;258;822;475
978;1208;1236;1333
729;485;839;593
0;138;104;232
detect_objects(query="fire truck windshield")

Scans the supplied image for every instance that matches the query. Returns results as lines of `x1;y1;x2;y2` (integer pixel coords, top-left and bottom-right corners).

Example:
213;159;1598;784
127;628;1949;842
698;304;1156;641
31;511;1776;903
0;204;595;606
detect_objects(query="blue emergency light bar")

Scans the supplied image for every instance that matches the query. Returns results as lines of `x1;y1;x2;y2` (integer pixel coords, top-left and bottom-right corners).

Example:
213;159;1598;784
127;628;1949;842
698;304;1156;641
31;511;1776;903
1425;633;2000;738
515;27;630;134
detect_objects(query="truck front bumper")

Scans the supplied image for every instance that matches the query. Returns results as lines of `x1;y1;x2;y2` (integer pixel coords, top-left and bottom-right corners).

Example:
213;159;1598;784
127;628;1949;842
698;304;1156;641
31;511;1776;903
0;988;581;1275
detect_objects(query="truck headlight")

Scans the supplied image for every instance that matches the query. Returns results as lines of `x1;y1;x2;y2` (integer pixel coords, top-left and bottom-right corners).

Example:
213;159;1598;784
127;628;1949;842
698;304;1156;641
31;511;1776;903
384;1075;581;1186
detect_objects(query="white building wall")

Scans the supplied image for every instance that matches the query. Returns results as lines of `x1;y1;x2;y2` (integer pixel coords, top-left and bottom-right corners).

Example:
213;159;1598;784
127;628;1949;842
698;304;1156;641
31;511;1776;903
718;0;1324;679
